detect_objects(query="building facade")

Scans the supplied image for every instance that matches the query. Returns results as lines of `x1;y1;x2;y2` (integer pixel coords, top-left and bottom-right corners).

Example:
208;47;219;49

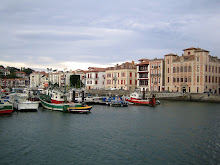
165;47;220;94
137;59;149;91
149;58;164;92
85;67;106;90
105;61;137;91
30;71;48;88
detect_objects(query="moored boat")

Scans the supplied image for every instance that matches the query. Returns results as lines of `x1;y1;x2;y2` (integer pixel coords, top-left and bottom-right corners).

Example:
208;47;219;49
39;88;92;113
9;93;39;111
0;102;13;114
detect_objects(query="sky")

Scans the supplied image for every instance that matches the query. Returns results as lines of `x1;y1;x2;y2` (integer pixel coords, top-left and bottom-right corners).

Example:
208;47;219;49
1;0;220;71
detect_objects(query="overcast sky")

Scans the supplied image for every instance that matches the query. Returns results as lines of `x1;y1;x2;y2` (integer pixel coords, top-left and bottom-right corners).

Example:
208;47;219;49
1;0;220;71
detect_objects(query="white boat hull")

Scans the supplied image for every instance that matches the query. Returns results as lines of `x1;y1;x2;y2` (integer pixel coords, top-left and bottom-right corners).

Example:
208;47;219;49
14;102;39;110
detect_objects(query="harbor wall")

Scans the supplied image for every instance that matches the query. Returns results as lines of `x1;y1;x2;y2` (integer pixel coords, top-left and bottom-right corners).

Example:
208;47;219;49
153;92;220;103
86;89;220;103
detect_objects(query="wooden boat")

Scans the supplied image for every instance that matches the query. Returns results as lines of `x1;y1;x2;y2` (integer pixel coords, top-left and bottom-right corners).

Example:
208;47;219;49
39;89;92;113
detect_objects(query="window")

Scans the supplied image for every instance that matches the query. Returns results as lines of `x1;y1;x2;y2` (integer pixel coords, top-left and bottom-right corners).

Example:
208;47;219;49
185;77;187;82
95;81;98;84
177;67;179;73
180;66;183;72
168;77;169;83
96;74;98;78
197;56;199;61
197;76;199;83
121;80;123;84
159;78;160;83
167;60;169;64
205;76;207;83
184;66;187;72
130;80;132;85
205;65;207;72
181;78;183;82
130;72;132;77
177;77;179;82
173;67;176;73
188;66;192;72
188;52;190;55
197;65;199;72
212;76;214;83
168;68;169;73
173;77;176;82
189;77;191;82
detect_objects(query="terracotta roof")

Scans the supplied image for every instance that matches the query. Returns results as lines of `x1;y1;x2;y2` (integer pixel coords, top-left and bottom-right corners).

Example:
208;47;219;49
138;58;149;62
164;53;178;56
15;71;26;74
183;47;209;52
183;47;197;51
195;48;209;52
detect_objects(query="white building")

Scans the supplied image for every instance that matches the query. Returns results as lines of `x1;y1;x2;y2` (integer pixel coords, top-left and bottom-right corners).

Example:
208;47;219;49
85;67;106;90
30;72;48;88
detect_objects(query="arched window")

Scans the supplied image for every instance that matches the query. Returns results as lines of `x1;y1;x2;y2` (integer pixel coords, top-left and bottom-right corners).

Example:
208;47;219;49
180;66;183;72
184;66;187;72
188;66;192;72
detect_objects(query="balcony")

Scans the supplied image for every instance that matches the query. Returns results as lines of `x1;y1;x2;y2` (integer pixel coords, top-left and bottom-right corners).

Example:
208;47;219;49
138;76;148;80
138;69;149;72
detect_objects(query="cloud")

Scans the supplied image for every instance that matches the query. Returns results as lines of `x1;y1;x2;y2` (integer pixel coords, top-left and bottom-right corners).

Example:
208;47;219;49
0;0;220;71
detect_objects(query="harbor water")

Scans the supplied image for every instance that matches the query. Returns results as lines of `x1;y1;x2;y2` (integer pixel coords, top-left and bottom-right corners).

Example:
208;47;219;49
0;101;220;165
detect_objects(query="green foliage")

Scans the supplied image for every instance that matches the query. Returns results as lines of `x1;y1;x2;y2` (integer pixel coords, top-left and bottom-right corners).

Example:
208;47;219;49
22;68;34;75
6;66;20;74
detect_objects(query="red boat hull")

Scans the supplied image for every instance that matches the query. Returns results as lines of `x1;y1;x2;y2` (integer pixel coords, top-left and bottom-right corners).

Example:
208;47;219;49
0;109;13;114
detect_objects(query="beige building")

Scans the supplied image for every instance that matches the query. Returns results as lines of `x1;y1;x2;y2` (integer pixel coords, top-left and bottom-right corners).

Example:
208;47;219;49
149;58;164;92
165;47;220;94
105;61;137;91
137;58;164;92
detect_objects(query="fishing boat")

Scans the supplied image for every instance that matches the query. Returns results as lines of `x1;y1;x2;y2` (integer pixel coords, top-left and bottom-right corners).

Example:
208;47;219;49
9;93;39;111
126;92;159;106
39;88;92;113
0;102;13;114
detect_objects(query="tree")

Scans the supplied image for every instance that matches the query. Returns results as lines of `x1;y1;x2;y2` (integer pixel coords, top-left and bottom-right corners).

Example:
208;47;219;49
22;68;34;75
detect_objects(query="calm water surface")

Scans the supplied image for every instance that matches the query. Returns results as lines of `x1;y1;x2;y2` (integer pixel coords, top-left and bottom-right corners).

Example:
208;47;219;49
0;101;220;165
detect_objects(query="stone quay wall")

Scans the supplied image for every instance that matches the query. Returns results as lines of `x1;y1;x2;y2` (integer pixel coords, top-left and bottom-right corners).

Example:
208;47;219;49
86;89;220;103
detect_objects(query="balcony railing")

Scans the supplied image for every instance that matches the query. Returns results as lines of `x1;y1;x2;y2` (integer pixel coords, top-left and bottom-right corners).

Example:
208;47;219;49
138;69;149;72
